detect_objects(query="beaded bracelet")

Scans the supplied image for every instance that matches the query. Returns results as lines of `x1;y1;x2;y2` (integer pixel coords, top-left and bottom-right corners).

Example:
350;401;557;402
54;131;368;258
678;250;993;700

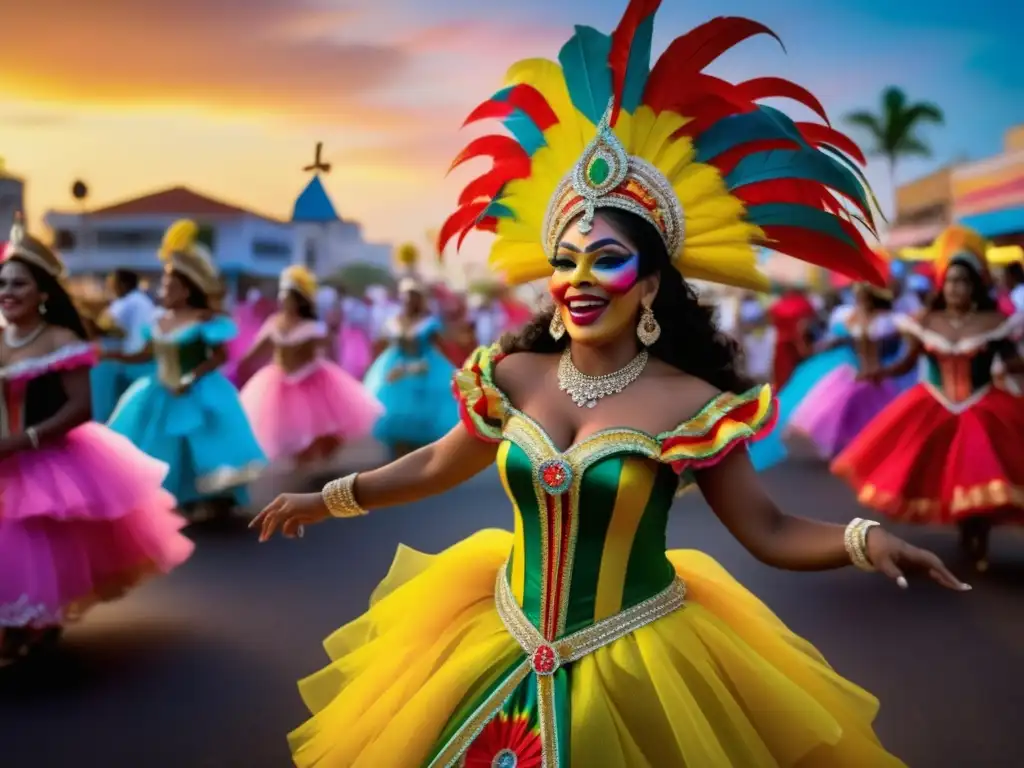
322;473;369;518
844;518;879;572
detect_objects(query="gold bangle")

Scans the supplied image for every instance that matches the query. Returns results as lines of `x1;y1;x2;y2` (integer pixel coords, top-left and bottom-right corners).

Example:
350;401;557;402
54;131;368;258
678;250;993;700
321;473;368;518
844;518;879;572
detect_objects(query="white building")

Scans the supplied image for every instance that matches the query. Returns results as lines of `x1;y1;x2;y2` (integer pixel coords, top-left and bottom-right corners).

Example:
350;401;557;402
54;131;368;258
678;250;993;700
0;161;25;239
44;183;391;299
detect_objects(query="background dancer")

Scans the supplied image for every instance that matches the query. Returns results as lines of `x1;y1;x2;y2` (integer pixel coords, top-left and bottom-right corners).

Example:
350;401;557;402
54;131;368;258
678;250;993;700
0;218;191;665
239;266;381;468
108;220;265;520
833;226;1024;571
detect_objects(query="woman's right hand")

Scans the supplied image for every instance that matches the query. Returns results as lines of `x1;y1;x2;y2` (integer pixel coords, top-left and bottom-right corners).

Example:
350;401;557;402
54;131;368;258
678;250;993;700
250;492;331;542
386;366;406;383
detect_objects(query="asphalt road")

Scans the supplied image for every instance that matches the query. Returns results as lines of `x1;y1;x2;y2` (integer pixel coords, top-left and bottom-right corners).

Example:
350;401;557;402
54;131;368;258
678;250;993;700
2;443;1022;768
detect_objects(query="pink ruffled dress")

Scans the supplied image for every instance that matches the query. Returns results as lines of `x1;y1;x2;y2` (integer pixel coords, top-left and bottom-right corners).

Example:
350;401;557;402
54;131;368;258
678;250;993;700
0;342;193;630
239;317;383;462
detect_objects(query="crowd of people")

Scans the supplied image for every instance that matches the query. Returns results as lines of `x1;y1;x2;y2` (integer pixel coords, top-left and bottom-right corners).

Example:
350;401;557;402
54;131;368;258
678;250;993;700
1;0;1021;764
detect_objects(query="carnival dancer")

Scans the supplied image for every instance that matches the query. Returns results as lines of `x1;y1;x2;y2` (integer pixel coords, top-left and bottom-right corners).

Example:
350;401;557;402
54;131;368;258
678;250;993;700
239;266;382;466
91;270;157;422
785;283;909;459
338;291;374;379
225;288;274;387
251;5;968;765
108;220;265;517
833;226;1024;572
0;218;192;664
769;286;818;389
362;277;458;458
436;289;479;367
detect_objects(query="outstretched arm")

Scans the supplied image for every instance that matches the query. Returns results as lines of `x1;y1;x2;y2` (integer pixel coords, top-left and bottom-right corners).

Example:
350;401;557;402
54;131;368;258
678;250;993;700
873;334;921;379
695;448;969;589
253;425;498;540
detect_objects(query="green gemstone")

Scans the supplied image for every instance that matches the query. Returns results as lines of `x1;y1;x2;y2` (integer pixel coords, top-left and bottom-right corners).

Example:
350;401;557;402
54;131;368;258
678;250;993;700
588;155;610;184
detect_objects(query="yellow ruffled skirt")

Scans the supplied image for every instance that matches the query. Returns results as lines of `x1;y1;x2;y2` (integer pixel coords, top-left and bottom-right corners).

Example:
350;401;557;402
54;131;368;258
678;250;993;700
290;529;904;767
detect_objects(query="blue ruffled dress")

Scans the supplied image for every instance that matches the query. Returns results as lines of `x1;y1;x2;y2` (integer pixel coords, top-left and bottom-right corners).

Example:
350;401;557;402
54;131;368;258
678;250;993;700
363;315;459;451
91;338;154;422
108;316;266;506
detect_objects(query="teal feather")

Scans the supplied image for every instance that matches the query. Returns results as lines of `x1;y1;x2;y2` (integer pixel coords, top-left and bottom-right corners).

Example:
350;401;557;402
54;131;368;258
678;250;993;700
726;149;871;215
818;145;885;225
481;199;514;220
746;203;858;247
505;109;546;156
695;107;807;163
558;25;613;123
619;14;654;114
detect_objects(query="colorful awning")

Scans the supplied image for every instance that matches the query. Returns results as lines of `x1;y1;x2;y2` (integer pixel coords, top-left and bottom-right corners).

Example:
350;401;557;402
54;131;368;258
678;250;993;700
953;150;1024;236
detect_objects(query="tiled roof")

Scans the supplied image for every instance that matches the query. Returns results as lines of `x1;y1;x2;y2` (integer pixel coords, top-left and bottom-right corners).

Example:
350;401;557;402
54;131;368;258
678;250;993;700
89;186;278;221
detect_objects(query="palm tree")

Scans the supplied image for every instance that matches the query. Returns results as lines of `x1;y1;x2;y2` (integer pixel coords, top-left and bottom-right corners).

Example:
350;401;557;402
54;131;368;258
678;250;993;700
845;87;944;214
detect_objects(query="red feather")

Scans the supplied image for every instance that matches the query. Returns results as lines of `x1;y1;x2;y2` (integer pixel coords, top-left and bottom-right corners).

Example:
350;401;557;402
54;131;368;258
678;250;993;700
458;159;531;206
608;0;663;123
645;17;781;111
735;77;830;125
463;85;558;132
760;226;885;286
439;202;489;254
448;135;527;174
735;179;844;213
795;123;867;166
476;217;498;233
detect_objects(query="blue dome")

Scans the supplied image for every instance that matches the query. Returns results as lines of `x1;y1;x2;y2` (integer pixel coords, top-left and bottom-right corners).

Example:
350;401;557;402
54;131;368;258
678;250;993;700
292;176;338;223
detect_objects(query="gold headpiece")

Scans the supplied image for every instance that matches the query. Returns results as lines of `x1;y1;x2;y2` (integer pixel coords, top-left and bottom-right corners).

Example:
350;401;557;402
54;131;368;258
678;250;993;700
395;243;420;268
158;219;220;296
543;101;684;259
899;225;1000;287
280;265;317;302
3;213;65;278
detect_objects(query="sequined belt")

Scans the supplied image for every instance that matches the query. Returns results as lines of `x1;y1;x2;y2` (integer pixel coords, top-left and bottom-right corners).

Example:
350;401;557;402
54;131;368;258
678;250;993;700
494;570;687;676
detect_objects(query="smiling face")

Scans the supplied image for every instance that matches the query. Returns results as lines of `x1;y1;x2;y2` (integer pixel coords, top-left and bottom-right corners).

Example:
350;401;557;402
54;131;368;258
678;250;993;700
549;213;655;345
0;259;45;326
160;269;189;309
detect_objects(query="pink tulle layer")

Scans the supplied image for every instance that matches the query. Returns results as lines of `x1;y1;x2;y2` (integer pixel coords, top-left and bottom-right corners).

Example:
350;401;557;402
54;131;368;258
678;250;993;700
0;424;193;627
240;360;383;460
0;423;175;523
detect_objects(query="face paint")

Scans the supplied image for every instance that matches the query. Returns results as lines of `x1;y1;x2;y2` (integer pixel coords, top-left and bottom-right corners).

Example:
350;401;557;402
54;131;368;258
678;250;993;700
548;222;646;343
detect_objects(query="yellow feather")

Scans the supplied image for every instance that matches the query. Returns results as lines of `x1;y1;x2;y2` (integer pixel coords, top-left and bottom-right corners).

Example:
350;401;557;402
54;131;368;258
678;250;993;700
160;219;199;261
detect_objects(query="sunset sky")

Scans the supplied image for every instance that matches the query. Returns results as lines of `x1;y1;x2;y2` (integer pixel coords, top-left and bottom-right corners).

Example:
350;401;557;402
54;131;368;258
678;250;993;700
1;0;1020;257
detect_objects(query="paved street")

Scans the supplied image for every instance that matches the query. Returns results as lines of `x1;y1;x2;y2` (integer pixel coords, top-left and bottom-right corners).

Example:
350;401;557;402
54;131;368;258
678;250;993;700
2;444;1022;767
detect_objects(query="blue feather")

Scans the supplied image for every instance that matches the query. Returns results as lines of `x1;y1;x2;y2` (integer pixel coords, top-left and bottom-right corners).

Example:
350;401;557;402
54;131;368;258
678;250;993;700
695;108;807;164
558;25;613;123
619;14;654;114
481;199;514;221
726;149;871;213
746;203;858;247
504;109;546;156
491;86;515;102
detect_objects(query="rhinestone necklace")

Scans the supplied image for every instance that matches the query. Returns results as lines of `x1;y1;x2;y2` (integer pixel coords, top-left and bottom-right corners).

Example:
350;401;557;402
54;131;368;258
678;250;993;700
557;347;648;409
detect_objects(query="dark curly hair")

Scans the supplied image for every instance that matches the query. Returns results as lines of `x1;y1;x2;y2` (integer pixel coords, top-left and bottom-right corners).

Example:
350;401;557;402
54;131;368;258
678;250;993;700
285;289;318;320
499;208;752;393
929;257;997;312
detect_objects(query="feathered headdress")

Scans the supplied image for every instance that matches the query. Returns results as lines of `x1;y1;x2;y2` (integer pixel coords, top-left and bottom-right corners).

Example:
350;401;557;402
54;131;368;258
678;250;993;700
395;243;420;269
280;264;318;302
3;213;65;278
898;225;1022;287
159;219;220;296
439;0;884;291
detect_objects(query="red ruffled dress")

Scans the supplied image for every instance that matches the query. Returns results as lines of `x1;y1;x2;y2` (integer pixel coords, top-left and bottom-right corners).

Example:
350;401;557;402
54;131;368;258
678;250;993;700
832;315;1024;524
770;293;818;390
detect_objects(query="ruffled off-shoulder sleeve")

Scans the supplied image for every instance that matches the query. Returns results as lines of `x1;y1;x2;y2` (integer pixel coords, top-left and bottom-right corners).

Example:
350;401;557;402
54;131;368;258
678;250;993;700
658;384;777;473
0;341;98;383
199;315;239;345
452;344;509;443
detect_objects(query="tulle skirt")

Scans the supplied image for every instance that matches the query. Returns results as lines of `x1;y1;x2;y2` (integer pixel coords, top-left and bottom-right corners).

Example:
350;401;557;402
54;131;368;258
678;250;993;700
90;359;155;423
240;360;383;461
339;325;373;380
832;384;1024;524
788;365;902;459
288;530;903;767
0;424;192;628
364;347;459;448
109;372;266;506
749;346;859;471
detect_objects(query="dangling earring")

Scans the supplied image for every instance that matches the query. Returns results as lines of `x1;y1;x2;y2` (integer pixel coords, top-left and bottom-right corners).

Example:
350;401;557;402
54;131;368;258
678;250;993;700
549;309;566;340
39;302;47;316
637;301;660;346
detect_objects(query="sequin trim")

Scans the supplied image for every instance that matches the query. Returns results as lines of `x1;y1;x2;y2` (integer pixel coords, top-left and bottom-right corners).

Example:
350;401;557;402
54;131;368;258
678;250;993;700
0;342;96;382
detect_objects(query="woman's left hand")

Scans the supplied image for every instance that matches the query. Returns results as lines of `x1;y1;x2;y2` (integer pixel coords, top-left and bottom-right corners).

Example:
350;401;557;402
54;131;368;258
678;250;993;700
866;528;971;591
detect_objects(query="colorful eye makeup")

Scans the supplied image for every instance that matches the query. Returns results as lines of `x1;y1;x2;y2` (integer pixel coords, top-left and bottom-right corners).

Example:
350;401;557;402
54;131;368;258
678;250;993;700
550;238;640;296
